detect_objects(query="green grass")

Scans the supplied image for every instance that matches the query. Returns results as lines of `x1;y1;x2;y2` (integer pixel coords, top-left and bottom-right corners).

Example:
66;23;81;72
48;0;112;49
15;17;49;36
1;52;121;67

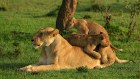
0;0;140;79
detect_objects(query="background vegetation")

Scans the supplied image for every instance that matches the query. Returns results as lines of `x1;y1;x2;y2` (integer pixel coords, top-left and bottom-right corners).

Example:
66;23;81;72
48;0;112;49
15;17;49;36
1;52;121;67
0;0;140;79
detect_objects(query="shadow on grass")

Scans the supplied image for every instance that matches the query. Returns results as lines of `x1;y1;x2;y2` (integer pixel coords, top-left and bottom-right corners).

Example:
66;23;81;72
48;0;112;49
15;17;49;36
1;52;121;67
33;6;59;18
0;63;28;71
0;31;32;42
0;63;41;75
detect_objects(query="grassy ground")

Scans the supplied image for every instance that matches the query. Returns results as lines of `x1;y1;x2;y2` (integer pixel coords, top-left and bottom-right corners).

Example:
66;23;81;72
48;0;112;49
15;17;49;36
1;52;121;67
0;0;140;79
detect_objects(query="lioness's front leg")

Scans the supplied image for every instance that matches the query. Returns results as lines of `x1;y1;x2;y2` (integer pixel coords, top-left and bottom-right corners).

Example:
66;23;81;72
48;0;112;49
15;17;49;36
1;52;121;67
37;47;48;65
20;64;60;72
84;44;101;59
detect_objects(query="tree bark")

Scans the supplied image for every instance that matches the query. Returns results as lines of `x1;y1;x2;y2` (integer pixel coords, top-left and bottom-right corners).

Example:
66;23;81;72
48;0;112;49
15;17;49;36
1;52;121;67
56;0;77;32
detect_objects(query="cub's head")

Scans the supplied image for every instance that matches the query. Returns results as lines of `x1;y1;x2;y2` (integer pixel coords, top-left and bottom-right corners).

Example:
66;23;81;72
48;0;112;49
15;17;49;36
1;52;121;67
90;32;109;47
98;32;110;47
31;27;59;49
65;17;75;30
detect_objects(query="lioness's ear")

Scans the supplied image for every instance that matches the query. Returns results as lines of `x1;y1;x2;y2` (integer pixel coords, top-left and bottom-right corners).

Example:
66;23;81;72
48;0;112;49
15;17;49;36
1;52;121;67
51;29;59;37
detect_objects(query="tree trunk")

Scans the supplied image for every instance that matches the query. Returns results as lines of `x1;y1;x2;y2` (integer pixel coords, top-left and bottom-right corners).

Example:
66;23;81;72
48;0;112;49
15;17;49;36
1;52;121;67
56;0;77;32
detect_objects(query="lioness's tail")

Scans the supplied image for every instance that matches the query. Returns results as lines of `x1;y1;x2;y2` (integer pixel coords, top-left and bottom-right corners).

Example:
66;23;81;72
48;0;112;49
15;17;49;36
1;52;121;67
115;57;129;63
110;44;123;52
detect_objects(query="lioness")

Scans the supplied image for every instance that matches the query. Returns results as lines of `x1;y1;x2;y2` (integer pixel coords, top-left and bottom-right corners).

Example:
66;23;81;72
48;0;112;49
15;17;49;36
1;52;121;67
19;27;105;72
65;32;109;59
65;33;129;68
65;17;122;51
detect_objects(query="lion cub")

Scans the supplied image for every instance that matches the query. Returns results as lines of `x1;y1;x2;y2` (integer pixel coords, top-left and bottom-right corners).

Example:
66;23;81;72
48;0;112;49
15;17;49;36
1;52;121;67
65;17;122;51
65;32;109;59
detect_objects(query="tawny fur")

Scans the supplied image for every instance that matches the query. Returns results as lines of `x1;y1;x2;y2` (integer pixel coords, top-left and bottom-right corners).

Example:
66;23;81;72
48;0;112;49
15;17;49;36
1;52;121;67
65;33;129;68
19;27;105;72
65;17;123;51
65;33;109;59
97;45;129;68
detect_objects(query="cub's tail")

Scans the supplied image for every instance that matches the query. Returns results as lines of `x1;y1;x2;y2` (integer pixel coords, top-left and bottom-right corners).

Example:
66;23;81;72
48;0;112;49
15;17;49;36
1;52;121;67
115;57;129;63
110;44;123;52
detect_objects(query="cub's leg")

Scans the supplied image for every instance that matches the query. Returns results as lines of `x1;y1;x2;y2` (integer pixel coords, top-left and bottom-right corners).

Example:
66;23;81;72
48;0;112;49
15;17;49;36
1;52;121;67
84;44;101;59
98;47;116;68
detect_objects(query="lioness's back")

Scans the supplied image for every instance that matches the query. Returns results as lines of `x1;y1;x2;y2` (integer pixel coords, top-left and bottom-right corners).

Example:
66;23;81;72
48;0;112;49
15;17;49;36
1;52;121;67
64;46;100;68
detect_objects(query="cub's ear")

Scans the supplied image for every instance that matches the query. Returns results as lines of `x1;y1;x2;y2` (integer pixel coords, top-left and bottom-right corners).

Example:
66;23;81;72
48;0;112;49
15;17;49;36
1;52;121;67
100;32;105;40
51;29;59;37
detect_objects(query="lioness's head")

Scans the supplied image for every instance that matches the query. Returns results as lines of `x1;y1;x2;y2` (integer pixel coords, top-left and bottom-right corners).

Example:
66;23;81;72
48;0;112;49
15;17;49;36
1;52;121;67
31;27;59;48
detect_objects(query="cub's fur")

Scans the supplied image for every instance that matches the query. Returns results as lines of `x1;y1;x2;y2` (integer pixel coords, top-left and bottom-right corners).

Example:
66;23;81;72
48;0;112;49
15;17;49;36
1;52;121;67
65;33;129;68
20;27;105;72
65;17;123;51
65;32;109;59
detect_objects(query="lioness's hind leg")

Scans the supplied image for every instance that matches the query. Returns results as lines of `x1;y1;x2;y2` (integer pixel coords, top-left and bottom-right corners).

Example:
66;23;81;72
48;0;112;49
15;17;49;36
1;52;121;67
100;53;116;67
94;58;115;69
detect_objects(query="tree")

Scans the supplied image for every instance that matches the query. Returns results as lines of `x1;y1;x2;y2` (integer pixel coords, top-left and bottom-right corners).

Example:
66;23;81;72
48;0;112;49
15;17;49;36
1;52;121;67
56;0;77;33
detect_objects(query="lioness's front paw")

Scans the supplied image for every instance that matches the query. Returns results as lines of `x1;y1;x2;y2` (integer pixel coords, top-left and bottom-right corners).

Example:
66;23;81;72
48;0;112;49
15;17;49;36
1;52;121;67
19;65;35;72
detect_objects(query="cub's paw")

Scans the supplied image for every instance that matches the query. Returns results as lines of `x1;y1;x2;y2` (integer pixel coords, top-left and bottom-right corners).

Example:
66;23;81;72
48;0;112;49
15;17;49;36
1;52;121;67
93;53;101;59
